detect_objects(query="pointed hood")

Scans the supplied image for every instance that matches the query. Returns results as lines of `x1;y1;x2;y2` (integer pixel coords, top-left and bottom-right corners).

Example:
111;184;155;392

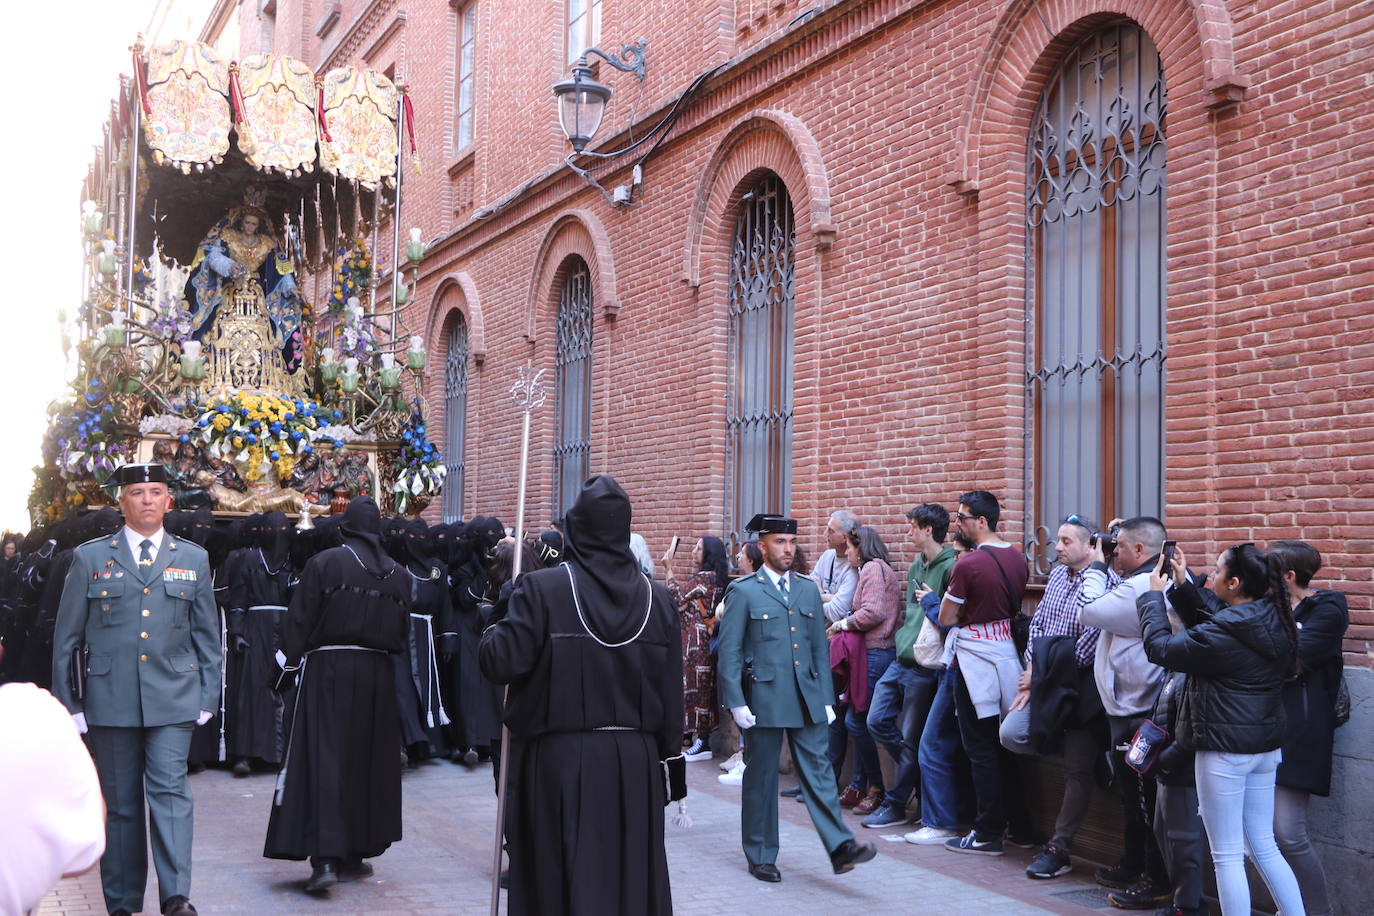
561;475;649;645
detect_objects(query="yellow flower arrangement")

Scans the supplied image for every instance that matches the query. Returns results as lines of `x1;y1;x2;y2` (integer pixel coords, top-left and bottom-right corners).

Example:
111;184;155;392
193;393;334;485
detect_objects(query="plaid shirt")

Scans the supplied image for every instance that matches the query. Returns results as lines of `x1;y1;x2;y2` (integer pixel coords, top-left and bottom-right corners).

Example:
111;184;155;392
1026;563;1113;667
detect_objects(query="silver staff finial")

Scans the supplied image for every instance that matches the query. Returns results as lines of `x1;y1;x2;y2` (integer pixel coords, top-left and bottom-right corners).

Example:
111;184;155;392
510;366;548;412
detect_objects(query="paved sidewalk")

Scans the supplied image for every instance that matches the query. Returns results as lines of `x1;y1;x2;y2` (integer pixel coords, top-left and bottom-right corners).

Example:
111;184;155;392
40;757;1126;915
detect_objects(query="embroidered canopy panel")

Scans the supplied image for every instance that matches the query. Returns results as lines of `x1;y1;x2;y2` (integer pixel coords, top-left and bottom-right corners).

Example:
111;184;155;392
236;54;319;176
142;41;232;172
318;67;400;189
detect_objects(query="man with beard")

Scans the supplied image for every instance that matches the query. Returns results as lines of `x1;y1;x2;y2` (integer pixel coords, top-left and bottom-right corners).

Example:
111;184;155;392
226;511;294;776
480;476;682;915
717;513;877;883
264;496;409;894
52;464;219;916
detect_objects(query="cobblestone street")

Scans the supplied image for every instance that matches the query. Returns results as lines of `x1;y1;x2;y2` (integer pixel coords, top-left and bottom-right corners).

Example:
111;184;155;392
40;755;1134;915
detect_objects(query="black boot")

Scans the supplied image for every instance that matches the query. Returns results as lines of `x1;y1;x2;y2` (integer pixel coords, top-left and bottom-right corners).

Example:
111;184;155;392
305;861;338;893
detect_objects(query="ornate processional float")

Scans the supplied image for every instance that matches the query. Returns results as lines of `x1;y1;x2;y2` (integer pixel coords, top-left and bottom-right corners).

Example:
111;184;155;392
31;37;446;526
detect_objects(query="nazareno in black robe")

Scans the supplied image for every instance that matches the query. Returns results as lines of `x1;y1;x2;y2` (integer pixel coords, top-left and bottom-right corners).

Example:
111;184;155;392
226;544;293;764
479;476;682;916
263;503;410;863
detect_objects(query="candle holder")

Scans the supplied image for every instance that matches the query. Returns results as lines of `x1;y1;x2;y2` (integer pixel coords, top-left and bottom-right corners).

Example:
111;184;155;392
340;371;360;393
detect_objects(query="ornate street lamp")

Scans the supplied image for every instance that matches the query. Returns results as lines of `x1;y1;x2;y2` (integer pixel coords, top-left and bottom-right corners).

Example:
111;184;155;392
553;41;648;155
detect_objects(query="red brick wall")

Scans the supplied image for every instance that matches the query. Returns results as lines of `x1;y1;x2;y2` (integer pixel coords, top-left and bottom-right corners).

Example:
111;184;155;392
254;0;1373;661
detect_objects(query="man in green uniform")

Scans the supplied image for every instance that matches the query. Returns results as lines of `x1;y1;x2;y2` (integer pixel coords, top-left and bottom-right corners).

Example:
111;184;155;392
53;463;220;916
716;513;877;882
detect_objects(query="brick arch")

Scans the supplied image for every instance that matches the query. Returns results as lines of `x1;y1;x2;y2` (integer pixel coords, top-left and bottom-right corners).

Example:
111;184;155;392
682;108;835;290
950;0;1233;547
524;209;620;342
951;0;1247;195
425;272;486;366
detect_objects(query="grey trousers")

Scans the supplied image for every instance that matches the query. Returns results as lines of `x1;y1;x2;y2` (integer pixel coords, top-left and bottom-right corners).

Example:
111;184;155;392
87;723;196;914
999;705;1100;850
1274;785;1333;916
1153;782;1206;911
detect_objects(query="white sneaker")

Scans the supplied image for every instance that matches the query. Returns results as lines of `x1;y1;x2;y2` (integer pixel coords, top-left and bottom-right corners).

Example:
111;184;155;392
719;751;742;772
904;826;960;845
683;749;714;763
718;761;746;786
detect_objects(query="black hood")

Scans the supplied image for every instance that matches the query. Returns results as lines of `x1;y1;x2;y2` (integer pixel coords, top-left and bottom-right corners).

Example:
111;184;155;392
340;496;394;577
260;510;292;568
403;518;436;570
184;507;214;547
561;475;648;645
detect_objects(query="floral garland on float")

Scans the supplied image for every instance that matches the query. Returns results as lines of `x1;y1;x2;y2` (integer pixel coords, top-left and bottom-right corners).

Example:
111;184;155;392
392;411;446;516
192;393;343;485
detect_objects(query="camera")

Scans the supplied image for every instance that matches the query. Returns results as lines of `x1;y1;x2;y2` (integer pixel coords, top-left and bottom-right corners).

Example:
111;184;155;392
1090;530;1119;559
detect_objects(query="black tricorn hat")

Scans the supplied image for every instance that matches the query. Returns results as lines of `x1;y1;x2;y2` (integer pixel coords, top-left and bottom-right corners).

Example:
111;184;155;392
107;463;170;488
745;513;796;535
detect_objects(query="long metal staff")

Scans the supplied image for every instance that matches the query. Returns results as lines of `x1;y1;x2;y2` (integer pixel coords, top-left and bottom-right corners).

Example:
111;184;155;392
488;366;548;916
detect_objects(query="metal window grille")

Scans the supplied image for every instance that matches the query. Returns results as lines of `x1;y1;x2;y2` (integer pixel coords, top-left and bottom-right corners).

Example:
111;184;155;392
443;317;469;522
725;174;795;552
554;257;594;517
1024;23;1168;575
455;4;477;150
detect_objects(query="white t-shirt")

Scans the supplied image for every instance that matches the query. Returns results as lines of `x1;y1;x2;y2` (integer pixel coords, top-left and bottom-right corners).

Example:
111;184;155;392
0;683;105;914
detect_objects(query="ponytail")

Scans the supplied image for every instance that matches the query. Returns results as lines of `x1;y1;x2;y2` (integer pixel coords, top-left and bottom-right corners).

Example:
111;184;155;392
1222;544;1299;678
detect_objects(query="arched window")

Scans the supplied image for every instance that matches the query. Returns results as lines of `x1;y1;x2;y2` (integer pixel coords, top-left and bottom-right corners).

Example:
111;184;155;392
725;172;795;549
554;256;594;516
1025;22;1168;574
443;315;469;522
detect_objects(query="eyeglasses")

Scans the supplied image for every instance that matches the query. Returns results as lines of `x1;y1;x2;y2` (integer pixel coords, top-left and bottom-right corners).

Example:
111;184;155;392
954;512;975;522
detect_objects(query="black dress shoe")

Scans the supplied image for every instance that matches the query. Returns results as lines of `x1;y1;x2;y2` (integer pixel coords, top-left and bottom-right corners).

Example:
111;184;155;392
231;759;252;778
304;862;338;893
748;863;782;883
338;859;374;882
161;896;198;915
112;910;132;916
830;839;877;874
779;784;802;798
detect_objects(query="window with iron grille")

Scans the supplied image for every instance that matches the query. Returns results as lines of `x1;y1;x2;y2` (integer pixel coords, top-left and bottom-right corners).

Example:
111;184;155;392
554;257;594;517
443;316;469;522
1024;22;1168;575
455;3;477;151
725;173;795;551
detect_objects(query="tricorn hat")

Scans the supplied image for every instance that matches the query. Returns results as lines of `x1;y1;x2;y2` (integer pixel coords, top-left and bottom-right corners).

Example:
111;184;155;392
745;513;796;535
106;463;170;488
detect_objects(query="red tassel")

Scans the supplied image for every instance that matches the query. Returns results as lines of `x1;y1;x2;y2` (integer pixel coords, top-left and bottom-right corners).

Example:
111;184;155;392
316;77;333;143
401;87;417;154
131;47;151;115
228;62;247;126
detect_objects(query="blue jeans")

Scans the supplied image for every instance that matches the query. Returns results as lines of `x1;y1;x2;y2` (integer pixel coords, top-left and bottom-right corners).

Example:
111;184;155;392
867;662;939;811
1195;749;1305;916
918;667;966;830
845;648;894;792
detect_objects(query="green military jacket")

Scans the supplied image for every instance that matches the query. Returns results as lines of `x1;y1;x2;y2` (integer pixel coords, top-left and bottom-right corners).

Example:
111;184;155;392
716;569;833;728
52;529;221;727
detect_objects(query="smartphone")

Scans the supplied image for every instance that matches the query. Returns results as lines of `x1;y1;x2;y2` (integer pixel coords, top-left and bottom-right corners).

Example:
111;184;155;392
1162;540;1177;564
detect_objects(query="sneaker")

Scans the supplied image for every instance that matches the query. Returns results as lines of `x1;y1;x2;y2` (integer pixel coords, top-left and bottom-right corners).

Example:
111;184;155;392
684;735;707;756
861;803;910;829
904;826;960;845
683;748;713;762
853;787;884;815
1107;877;1172;909
718;761;746;786
1005;830;1039;849
944;832;1004;856
1094;863;1138;890
719;751;742;772
1025;843;1072;879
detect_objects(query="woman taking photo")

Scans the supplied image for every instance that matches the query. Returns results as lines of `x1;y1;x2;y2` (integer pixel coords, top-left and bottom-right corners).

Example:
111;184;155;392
1266;540;1348;916
664;536;730;761
827;525;902;816
1137;543;1304;916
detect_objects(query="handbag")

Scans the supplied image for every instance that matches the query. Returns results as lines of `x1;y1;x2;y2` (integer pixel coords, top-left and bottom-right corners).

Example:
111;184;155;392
912;617;946;669
1125;717;1172;775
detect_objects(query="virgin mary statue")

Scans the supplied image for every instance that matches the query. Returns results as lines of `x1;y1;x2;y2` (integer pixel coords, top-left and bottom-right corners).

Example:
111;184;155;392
184;196;304;394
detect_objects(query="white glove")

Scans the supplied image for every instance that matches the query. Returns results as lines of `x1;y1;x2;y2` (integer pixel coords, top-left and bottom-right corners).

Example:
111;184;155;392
196;710;213;726
825;705;836;725
71;712;88;734
730;705;757;730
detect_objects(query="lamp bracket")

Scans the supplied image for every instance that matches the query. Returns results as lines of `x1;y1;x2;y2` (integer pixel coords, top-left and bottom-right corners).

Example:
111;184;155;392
579;40;648;82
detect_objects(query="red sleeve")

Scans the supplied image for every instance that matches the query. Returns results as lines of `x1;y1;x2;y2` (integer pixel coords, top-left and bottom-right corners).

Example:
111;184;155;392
945;552;973;603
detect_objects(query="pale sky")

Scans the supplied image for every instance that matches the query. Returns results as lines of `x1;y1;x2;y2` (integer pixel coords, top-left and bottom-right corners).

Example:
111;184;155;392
0;2;191;532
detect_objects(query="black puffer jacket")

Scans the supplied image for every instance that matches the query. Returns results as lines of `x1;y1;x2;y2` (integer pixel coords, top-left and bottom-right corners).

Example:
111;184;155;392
1137;586;1294;754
